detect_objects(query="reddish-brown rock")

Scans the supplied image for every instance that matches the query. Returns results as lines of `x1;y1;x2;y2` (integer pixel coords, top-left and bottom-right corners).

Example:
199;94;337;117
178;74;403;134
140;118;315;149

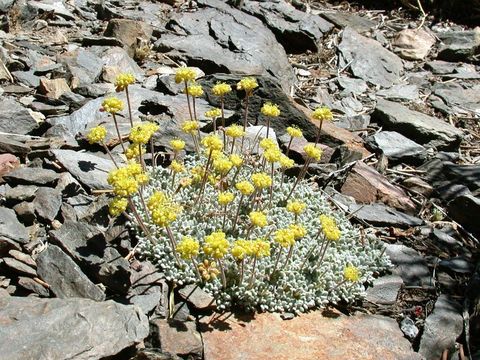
341;162;416;213
0;154;20;180
200;311;422;360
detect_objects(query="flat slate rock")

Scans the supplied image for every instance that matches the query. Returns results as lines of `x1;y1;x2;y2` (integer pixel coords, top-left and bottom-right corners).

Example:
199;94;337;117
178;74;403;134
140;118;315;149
432;83;480;116
201;311;422;360
0;207;29;245
349;203;423;228
3;167;59;186
367;131;426;164
36;245;105;301
448;194;480;236
372;99;463;149
385;244;432;287
366;274;404;305
436;28;480;63
33;187;62;223
320;11;376;34
0;296;148;360
338;27;403;88
0;98;38;135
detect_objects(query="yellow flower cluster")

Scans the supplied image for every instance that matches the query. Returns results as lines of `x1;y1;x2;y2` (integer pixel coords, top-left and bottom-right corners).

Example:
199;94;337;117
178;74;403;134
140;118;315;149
175;67;196;83
115;73;135;91
225;124;245;138
231;239;252;260
312;106;333;121
203;231;229;259
108;197;128;217
169;160;185;173
263;147;281;163
213;156;233;175
249;211;268;228
201;134;223;152
289;223;306;240
170;138;185;152
218;191;234;206
147;191;182;227
107;162;148;198
176;236;200;260
125;143;145;160
237;76;258;94
319;214;341;242
235;180;255;195
274;228;295;247
129;122;159;145
230;154;243;167
102;97;124;114
251;172;272;189
250;239;270;258
344;265;360;282
186;84;204;97
286;126;303;138
198;259;220;281
212;82;232;96
260;102;280;117
181;120;199;134
304;144;322;161
286;200;306;216
259;138;276;150
205;108;222;118
279;154;295;169
86;125;107;144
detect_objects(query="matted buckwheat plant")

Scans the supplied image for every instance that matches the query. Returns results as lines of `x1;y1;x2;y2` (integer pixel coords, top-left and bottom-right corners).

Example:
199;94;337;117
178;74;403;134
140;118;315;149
87;69;390;313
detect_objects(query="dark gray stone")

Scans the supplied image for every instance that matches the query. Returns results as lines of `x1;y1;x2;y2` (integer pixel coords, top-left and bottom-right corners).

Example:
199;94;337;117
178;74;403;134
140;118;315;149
419;295;463;360
367;131;427;164
377;84;419;102
348;203;423;228
365;274;403;305
153;0;295;92
0;296;149;360
337;76;368;95
448;194;480;236
178;284;216;311
400;317;419;340
444;162;480;192
320;11;376;34
0;98;38;135
333;114;370;131
3;167;59;186
338;27;403;88
11;70;40;87
437;28;480;63
0;0;14;12
36;245;105;301
0;136;31;155
385;244;432;287
56;48;104;86
439;257;474;274
0;207;29;245
242;0;334;53
425;60;457;75
372;99;463;149
33;187;62;222
91;46;144;80
5;185;38;202
432;83;480;115
12;202;36;226
2;257;36;277
17;277;50;297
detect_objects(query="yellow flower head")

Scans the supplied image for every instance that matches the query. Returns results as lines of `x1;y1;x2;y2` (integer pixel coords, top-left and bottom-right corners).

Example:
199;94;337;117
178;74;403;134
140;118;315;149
198;259;220;281
237;76;258;94
125;143;145;160
147;191;182;227
235;180;254;196
107;164;143;197
115;73;135;91
181;120;199;134
303;144;322;161
225;124;245;138
251;172;272;189
175;67;196;83
179;177;193;188
263;147;281;164
260;102;280;117
170;138;186;152
344;265;360;282
279;154;295;169
108;197;128;217
259;138;276;150
249;211;268;228
274;228;296;247
289;223;306;240
203;231;229;259
169;160;185;173
102;97;124;114
251;239;270;258
319;214;341;242
129;122;159;145
286;126;303;138
201;134;223;152
286;200;306;216
212;82;232;96
205;108;222;118
86;125;107;144
213;156;233;175
218;191;235;206
186;83;204;97
176;236;200;260
229;154;243;167
231;239;252;260
312;106;333;121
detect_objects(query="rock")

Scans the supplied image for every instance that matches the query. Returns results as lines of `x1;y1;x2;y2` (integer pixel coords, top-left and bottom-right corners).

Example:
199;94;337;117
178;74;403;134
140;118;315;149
0;98;38;135
425;60;458;75
338;27;403;88
0;154;20;179
0;296;149;360
201;312;422;360
419;295;463;360
8;250;35;268
341;162;416;213
36;245;105;301
372;99;463;149
178;284;216;311
131;349;181;360
3;167;59;186
50;220;131;293
33;187;62;223
129;261;166;315
320;11;376;34
437;27;480;63
333;114;370;131
154;0;295;92
393;28;435;60
365;274;403;305
26;0;76;21
92;46;144;80
337;76;368;95
17;277;50;297
38;78;71;99
401;177;433;197
0;0;14;12
51;149;116;191
104;19;153;57
242;1;334;53
13;202;36;226
149;319;203;360
448;194;480;236
431;82;480;116
439;257;474;274
2;257;36;277
367;131;426;164
5;185;38;203
385;244;432;287
349;203;423;228
0;135;31;155
57;48;104;87
400;317;419;340
0;207;30;246
376;84;419;102
443;162;480;192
